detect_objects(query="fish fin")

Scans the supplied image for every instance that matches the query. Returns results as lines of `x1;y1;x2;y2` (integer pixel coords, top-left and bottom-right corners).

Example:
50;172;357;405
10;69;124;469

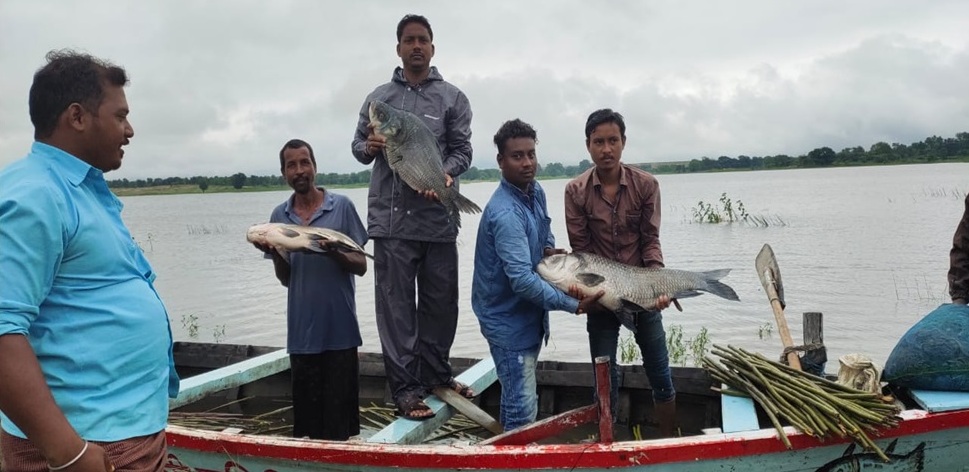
279;227;301;238
619;299;650;313
277;248;291;263
304;233;327;241
450;208;462;228
305;241;329;254
615;300;650;333
884;438;899;454
672;290;703;299
576;273;606;287
907;442;926;466
452;192;482;214
840;443;856;457
700;270;741;301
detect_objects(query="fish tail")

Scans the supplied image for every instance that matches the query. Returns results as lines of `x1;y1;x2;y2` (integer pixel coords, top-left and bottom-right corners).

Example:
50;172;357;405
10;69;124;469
452;192;482;214
700;269;740;301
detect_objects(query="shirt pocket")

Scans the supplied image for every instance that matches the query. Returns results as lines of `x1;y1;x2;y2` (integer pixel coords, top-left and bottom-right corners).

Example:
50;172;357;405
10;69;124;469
625;210;642;233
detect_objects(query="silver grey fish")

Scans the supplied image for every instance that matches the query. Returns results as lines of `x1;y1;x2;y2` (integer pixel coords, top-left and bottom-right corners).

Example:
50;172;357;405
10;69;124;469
368;100;481;227
536;252;739;331
246;223;373;262
816;439;924;472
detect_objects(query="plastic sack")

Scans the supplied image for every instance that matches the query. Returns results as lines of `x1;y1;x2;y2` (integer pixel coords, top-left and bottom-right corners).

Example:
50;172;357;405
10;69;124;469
882;303;969;391
837;354;881;394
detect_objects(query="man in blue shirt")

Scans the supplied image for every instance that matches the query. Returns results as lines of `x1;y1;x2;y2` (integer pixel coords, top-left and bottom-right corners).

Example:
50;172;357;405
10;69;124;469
256;139;368;440
472;119;602;431
0;50;178;471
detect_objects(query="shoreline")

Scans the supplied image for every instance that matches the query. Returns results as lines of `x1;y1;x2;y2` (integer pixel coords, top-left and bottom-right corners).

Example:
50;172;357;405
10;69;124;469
109;159;969;198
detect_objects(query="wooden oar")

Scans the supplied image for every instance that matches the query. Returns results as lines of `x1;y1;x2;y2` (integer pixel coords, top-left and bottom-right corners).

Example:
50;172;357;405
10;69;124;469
431;387;504;435
755;244;802;370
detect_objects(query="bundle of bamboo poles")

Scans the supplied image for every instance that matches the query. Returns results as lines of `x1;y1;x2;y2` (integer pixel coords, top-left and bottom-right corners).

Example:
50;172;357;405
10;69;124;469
703;344;902;461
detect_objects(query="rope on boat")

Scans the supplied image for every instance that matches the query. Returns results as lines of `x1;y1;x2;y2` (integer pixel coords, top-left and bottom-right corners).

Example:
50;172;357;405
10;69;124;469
703;344;901;462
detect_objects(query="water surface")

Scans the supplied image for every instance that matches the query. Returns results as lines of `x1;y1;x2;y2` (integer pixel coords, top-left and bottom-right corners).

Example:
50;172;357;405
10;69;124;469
120;163;969;367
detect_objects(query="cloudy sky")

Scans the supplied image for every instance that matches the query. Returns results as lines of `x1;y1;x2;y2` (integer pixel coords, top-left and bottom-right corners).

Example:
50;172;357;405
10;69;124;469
1;1;967;180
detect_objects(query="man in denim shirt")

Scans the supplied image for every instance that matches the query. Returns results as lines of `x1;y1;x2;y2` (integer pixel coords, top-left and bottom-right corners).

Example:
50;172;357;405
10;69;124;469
472;119;602;431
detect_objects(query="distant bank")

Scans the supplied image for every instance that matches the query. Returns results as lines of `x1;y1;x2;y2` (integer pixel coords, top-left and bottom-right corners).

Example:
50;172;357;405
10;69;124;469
110;158;969;198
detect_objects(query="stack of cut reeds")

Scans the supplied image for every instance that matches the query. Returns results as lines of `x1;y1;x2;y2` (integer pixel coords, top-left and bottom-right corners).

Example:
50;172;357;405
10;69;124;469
703;344;902;461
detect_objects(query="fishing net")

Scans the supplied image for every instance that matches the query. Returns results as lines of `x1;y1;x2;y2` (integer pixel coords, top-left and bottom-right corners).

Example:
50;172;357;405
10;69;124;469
883;303;969;391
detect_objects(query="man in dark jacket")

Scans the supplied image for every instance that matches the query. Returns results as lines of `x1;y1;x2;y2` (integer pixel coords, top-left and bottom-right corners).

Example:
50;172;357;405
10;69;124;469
950;193;969;305
351;14;473;419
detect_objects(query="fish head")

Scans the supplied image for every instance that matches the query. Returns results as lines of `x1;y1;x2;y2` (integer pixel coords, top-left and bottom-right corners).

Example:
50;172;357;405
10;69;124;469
246;223;276;244
368;100;400;139
536;253;583;287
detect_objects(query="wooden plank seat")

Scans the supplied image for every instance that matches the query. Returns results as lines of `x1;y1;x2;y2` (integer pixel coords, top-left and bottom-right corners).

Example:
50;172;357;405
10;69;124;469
367;357;498;444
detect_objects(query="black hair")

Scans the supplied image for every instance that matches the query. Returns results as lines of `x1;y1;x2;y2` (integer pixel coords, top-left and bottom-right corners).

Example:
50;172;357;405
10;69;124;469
396;14;433;42
279;138;316;171
584;108;626;143
29;49;129;139
493;119;537;155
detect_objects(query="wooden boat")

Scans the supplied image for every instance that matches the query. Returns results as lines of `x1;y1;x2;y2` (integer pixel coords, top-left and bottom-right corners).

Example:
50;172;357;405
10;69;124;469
164;341;969;471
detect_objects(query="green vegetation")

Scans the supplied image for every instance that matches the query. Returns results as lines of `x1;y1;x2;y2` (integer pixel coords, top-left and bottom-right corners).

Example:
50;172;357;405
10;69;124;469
758;322;774;340
181;313;200;339
618;333;640;364
666;325;712;367
615;324;714;367
692;192;787;227
106;131;969;197
692;193;749;224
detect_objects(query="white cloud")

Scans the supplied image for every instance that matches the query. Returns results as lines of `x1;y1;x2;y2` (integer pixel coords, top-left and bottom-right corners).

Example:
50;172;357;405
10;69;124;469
1;0;967;179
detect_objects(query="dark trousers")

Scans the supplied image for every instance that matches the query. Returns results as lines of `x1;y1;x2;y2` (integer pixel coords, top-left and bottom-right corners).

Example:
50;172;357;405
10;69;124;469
290;348;360;440
373;238;459;404
587;309;676;416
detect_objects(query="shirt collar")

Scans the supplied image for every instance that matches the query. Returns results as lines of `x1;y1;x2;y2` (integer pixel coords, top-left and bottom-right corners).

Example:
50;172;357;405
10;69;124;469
500;178;534;200
284;187;333;221
31;141;102;187
591;164;628;188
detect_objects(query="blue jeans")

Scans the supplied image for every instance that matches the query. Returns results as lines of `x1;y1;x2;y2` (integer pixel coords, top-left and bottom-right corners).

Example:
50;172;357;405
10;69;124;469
587;309;675;416
488;342;541;431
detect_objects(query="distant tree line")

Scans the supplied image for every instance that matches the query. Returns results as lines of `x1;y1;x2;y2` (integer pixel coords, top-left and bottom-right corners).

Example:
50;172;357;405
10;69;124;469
107;132;968;190
673;132;969;174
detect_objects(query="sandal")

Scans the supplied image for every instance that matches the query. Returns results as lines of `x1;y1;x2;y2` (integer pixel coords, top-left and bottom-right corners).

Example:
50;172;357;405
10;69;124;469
447;378;475;399
395;393;436;421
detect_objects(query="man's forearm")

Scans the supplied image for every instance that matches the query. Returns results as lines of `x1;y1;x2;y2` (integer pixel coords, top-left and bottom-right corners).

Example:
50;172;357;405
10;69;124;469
0;334;85;466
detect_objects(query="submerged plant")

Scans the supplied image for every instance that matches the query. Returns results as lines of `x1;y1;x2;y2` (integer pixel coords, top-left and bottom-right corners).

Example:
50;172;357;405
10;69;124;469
692;193;749;224
758;323;774;340
212;324;227;343
619;332;640;364
689;327;711;366
666;325;687;366
181;313;199;339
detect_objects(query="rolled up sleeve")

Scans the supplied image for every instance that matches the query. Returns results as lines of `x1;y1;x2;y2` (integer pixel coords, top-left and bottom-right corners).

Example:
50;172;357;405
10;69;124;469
0;182;64;336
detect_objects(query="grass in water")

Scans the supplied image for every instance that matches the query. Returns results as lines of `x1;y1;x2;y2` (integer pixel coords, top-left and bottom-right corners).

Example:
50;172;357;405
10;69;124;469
692;192;787;227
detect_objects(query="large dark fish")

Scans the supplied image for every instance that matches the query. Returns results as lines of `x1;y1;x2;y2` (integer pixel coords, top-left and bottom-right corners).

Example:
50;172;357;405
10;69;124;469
368;100;481;227
815;439;925;472
536;252;739;331
246;223;373;262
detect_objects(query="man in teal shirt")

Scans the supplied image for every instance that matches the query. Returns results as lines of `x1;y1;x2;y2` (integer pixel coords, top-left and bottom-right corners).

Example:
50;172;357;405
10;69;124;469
0;50;178;472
